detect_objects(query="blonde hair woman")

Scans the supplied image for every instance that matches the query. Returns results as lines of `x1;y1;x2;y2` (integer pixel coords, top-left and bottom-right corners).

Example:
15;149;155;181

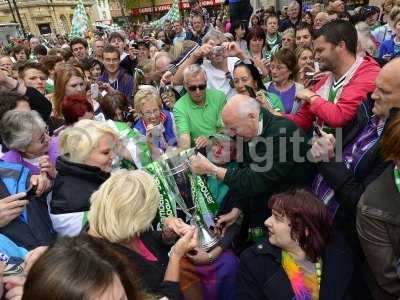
50;119;119;237
88;170;198;300
133;89;177;154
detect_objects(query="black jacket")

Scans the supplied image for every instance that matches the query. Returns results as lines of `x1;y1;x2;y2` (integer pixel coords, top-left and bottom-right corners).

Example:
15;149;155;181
25;87;52;130
316;98;391;231
223;108;312;229
50;156;110;214
235;233;354;300
108;231;180;300
186;27;209;45
120;55;138;76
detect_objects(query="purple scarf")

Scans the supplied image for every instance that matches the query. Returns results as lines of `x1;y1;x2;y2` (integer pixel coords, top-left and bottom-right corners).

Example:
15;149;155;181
313;115;385;216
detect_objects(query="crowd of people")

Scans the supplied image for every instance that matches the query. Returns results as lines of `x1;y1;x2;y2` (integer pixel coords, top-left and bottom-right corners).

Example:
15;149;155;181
0;0;399;299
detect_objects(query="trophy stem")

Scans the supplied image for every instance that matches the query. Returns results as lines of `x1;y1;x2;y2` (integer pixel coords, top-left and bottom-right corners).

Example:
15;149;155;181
193;215;220;252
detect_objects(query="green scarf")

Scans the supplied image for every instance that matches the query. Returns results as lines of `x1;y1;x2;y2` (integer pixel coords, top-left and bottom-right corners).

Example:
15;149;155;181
145;149;218;229
108;121;153;169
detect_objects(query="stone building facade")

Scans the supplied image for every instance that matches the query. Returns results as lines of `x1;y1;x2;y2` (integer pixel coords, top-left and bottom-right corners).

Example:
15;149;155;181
0;0;111;36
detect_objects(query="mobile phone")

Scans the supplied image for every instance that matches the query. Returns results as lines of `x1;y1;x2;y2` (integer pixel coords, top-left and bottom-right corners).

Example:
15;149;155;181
245;85;257;98
26;185;37;198
90;82;99;99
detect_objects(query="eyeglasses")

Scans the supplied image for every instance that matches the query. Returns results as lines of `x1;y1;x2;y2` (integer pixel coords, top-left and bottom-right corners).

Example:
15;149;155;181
187;84;206;92
33;129;49;145
142;109;160;118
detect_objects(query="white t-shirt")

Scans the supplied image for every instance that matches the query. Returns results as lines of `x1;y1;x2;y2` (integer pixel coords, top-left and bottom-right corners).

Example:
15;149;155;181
120;52;128;61
201;57;239;99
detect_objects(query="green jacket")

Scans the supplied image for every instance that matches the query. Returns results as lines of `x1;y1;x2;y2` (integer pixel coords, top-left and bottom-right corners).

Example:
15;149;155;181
223;108;312;232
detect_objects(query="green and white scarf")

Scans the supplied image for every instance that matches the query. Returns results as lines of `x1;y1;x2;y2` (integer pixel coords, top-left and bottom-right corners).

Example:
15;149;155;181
145;149;218;230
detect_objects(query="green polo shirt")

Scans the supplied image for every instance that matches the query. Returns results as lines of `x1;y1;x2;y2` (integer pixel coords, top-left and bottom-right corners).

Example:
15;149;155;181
173;88;227;145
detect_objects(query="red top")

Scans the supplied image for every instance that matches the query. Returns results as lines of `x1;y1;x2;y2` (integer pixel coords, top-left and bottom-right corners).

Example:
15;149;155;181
286;56;380;132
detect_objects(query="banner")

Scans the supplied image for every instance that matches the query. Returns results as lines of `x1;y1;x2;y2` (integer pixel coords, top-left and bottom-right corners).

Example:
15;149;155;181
149;0;181;29
69;0;89;39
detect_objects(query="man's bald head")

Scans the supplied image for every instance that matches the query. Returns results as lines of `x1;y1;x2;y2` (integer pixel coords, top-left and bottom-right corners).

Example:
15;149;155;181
222;95;261;141
381;57;400;82
372;57;400;118
222;94;260;123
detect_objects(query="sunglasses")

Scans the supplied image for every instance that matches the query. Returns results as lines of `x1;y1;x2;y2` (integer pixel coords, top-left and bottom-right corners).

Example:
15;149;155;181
234;58;254;67
187;84;206;91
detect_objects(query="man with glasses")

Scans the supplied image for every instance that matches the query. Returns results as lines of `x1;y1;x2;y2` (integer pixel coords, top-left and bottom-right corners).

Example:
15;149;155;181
98;45;134;102
173;64;227;150
173;29;246;99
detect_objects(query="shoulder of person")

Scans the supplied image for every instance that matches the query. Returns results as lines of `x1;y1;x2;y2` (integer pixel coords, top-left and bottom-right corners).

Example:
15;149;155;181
173;93;191;109
263;108;301;134
294;82;304;91
227;56;240;66
356;55;381;76
206;88;227;100
240;239;281;266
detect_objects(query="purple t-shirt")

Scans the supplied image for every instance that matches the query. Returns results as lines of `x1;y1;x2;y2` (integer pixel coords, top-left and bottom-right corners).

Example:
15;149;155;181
267;83;296;113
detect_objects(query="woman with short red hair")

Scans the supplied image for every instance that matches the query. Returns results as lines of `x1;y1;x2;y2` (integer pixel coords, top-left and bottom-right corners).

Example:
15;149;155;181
61;94;94;126
235;188;354;300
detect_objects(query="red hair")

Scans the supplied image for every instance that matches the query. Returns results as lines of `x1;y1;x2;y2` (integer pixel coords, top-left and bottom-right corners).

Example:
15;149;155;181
61;94;93;125
268;188;331;262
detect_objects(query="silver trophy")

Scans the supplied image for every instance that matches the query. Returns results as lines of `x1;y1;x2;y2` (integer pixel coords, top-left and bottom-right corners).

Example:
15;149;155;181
157;149;220;251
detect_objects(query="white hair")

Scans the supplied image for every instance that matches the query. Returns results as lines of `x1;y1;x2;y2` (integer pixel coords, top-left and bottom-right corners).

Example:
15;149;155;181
202;29;227;45
236;97;261;119
288;1;300;9
0;110;47;152
183;64;207;83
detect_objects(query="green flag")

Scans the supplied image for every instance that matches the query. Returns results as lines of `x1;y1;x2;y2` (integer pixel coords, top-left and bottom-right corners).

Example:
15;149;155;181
69;0;89;39
150;0;181;29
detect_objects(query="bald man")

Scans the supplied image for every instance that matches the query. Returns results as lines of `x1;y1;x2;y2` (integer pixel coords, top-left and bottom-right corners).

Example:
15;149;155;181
190;94;311;238
355;58;400;299
306;58;400;299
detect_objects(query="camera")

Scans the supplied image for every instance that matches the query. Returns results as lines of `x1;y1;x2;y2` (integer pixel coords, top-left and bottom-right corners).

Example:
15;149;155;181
212;45;224;56
129;40;138;49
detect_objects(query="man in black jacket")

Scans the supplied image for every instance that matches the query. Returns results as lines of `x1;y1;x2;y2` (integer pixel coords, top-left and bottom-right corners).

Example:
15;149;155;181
310;58;400;237
310;58;400;300
190;94;311;241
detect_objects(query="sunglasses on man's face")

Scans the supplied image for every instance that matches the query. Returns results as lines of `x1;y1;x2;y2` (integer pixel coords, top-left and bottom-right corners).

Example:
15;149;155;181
187;84;206;92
